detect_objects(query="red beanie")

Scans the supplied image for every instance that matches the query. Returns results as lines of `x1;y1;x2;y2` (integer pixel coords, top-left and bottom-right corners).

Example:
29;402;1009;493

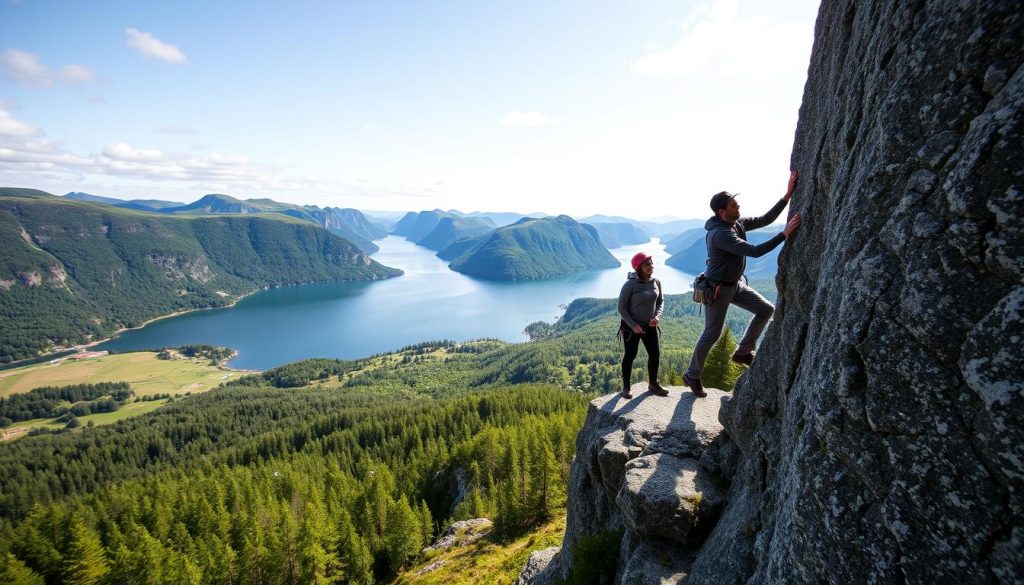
631;252;652;271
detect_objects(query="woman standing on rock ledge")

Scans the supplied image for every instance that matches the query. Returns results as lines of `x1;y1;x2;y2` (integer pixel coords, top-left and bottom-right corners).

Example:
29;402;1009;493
618;252;668;399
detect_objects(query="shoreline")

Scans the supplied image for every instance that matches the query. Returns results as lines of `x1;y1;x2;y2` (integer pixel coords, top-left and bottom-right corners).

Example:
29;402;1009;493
4;288;264;371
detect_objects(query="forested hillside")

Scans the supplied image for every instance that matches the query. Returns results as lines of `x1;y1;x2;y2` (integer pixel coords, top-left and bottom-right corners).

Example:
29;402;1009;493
448;216;618;280
66;192;389;254
0;191;401;363
0;292;751;583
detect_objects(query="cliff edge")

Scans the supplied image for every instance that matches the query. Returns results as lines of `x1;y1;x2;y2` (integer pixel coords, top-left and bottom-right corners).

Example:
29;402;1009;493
522;1;1022;583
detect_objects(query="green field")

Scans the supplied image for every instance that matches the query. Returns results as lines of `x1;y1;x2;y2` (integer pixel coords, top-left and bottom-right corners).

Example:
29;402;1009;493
0;351;235;397
0;399;169;441
0;351;243;441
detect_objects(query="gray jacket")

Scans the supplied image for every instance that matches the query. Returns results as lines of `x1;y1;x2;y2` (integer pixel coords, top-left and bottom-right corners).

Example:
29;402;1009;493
618;273;664;328
705;198;788;284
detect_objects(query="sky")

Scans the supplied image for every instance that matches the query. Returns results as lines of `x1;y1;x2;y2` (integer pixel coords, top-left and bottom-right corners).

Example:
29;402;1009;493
0;0;820;220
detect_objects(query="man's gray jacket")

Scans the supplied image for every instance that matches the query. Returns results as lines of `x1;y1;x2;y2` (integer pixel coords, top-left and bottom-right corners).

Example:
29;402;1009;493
704;198;788;284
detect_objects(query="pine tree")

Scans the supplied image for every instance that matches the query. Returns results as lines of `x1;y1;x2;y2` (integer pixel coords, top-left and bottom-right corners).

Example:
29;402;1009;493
417;500;434;550
61;520;109;585
297;501;338;585
337;510;373;585
0;553;44;585
383;498;421;573
702;329;742;390
529;434;560;523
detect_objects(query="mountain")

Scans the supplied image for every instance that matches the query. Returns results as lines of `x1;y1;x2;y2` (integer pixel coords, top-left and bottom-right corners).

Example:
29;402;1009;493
156;194;387;253
662;227;706;255
639;218;706;239
392;210;495;250
391;209;453;241
460;211;537;228
449;215;618;280
0;188;53;199
115;198;182;211
290;207;388;254
0;191;401;362
417;216;496;251
436;235;487;261
161;193;264;215
64;191;127;206
586;221;650;249
65;192;180;211
664;230;780;277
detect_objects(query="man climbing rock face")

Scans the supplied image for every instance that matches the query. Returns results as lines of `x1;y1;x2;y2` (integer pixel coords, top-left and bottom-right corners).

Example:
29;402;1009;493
683;171;802;397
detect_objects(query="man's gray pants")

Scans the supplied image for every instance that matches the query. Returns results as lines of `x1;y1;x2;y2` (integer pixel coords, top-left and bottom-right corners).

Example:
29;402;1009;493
686;281;775;379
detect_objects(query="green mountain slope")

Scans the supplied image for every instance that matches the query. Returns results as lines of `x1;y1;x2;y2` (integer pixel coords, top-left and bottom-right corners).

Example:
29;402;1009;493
417;216;495;251
665;230;781;277
0;192;401;362
449;216;618;280
70;192;388;253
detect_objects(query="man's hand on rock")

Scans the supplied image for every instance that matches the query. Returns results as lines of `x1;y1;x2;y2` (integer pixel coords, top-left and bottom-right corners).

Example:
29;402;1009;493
784;170;798;202
783;212;802;239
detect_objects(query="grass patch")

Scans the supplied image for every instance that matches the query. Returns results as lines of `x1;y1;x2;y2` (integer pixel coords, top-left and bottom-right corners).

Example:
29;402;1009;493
1;399;171;441
0;351;234;398
392;513;565;585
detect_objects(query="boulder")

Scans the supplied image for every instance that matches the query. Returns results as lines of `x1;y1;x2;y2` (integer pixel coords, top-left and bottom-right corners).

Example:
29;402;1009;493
616;453;726;546
422;518;492;553
542;385;730;582
518;547;561;585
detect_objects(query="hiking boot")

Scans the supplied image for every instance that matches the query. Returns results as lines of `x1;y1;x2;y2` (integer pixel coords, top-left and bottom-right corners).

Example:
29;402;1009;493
684;373;707;397
731;351;755;366
648;381;668;396
621;385;633;399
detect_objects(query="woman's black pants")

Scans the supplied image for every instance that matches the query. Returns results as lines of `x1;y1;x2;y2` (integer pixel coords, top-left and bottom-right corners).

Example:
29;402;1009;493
621;325;660;389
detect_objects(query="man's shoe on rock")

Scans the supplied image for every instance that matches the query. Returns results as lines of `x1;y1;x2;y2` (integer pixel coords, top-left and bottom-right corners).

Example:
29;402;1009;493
621;386;633;399
731;351;755;366
684;374;707;397
648;381;669;396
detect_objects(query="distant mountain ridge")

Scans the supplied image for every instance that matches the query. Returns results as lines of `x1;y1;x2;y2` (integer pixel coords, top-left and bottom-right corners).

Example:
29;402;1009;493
665;229;781;277
0;189;400;362
392;210;495;251
66;191;180;211
449;215;618;280
585;221;650;249
62;192;388;253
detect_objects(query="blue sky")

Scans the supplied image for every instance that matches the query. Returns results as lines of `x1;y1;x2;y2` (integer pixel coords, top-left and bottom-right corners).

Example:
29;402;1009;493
0;0;819;219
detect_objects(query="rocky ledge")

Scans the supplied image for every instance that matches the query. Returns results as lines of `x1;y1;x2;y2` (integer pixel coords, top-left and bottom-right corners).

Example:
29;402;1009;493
520;382;737;584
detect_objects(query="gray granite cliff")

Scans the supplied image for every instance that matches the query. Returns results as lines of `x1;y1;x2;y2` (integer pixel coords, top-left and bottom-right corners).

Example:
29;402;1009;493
521;1;1022;583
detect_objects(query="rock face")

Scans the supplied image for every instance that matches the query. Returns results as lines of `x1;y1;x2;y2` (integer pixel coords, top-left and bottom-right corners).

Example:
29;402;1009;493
523;1;1022;583
520;383;732;584
703;1;1023;581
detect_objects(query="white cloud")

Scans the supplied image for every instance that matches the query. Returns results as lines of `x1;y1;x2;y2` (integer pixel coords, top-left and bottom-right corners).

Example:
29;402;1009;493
500;111;555;128
102;143;164;162
0;110;38;137
0;110;311;196
0;49;52;86
58;64;96;83
0;112;92;171
0;49;96;87
125;28;187;64
631;0;813;80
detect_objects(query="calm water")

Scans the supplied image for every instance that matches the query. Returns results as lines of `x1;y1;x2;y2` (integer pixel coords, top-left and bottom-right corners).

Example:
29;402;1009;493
97;236;695;369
